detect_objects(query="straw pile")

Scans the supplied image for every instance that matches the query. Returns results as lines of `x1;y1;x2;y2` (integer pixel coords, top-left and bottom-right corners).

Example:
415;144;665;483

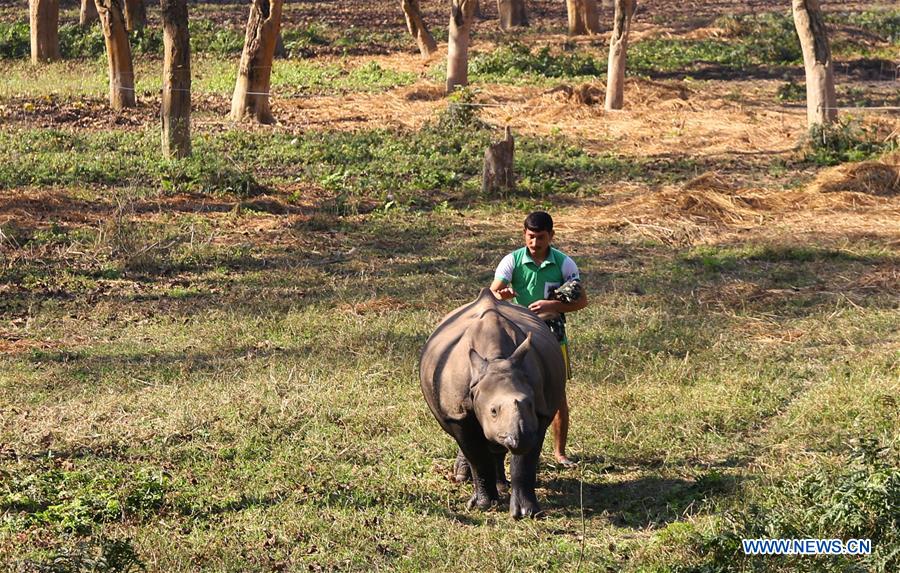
808;152;899;197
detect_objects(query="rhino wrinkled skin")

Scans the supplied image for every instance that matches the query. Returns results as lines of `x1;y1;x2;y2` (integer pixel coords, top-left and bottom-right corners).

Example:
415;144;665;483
419;288;566;518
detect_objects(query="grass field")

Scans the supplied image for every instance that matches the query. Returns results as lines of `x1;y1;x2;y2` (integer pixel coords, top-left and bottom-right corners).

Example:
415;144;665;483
1;0;898;571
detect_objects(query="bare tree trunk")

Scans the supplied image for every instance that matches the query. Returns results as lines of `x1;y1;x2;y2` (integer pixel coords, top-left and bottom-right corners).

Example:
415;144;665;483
566;0;599;36
274;32;286;58
791;0;837;128
483;126;515;194
96;0;136;109
231;0;283;123
497;0;527;31
604;0;634;110
29;0;60;63
123;0;146;32
402;0;437;58
447;0;476;93
80;0;98;27
161;0;191;158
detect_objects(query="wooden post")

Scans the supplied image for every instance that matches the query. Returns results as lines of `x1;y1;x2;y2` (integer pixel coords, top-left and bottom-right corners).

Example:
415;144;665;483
231;0;284;123
483;126;515;194
447;0;476;93
402;0;437;58
29;0;60;63
96;0;136;109
161;0;191;158
605;0;634;110
791;0;837;128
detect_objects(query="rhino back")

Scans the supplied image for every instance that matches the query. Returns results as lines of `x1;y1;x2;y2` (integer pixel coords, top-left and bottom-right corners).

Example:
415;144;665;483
420;289;566;423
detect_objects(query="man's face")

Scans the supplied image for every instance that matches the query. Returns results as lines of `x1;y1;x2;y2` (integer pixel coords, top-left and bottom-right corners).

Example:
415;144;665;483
523;228;553;258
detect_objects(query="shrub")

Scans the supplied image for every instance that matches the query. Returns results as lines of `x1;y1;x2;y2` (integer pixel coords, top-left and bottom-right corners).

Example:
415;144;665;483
776;80;805;102
469;42;603;80
0;21;29;59
673;437;900;573
806;118;897;166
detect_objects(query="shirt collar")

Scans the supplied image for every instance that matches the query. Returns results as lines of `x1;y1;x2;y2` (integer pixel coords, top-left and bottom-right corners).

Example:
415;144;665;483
523;248;555;268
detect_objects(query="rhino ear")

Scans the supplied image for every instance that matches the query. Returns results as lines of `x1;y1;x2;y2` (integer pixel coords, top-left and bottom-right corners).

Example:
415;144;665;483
508;333;532;366
469;348;488;387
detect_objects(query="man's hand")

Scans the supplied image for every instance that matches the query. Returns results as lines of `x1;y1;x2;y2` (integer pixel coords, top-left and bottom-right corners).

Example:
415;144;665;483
528;299;561;314
495;286;516;300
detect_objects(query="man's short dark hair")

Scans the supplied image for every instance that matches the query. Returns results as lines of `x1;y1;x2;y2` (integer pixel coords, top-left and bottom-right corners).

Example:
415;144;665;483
524;211;553;233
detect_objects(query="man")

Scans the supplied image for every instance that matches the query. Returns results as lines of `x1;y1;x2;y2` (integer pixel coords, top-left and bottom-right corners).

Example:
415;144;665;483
490;211;588;467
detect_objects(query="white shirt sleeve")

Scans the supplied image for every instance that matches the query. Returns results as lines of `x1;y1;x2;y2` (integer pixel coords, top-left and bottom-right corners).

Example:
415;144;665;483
561;256;580;282
494;253;515;283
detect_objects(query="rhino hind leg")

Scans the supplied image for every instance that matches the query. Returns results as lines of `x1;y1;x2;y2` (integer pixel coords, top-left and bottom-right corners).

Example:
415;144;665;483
453;450;471;483
453;449;510;492
495;451;509;492
509;431;546;519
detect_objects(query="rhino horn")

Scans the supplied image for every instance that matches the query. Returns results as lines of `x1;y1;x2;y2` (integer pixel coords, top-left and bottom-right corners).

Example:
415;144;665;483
508;333;532;366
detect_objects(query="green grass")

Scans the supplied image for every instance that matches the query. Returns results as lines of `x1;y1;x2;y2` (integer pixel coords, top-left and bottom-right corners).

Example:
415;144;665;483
2;4;899;571
0;55;415;99
0;119;699;205
0;19;411;61
2;203;898;571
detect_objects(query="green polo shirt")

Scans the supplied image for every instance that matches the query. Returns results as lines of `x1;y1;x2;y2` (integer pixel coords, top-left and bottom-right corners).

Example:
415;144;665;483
494;246;581;308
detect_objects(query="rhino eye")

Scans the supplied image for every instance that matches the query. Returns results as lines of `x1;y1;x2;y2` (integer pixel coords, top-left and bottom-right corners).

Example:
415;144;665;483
490;406;498;418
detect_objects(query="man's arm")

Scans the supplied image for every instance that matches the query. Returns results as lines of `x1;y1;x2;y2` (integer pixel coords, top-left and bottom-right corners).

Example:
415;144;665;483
490;278;516;300
491;253;516;300
527;289;588;315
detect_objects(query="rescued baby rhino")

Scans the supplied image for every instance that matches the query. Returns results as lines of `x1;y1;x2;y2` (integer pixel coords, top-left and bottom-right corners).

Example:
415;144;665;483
419;288;567;518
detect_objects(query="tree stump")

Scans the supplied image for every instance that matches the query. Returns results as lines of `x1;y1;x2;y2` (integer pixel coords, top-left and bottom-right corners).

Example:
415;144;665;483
566;0;599;36
274;32;286;59
497;0;528;31
124;0;146;32
80;0;98;28
482;126;515;194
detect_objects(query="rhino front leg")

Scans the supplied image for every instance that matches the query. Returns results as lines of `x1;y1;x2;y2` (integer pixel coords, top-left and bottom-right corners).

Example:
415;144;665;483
509;432;546;519
451;426;499;510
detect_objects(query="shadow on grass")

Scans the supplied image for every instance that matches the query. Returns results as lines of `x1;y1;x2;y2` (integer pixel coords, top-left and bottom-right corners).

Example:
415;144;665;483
543;472;741;529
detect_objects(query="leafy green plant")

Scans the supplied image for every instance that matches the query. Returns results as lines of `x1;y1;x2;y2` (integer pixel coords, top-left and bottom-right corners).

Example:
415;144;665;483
841;9;900;44
468;42;603;81
433;87;487;132
776;80;805;102
806;118;896;166
0;21;29;59
24;537;145;573
189;19;244;55
673;438;900;573
1;467;174;534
